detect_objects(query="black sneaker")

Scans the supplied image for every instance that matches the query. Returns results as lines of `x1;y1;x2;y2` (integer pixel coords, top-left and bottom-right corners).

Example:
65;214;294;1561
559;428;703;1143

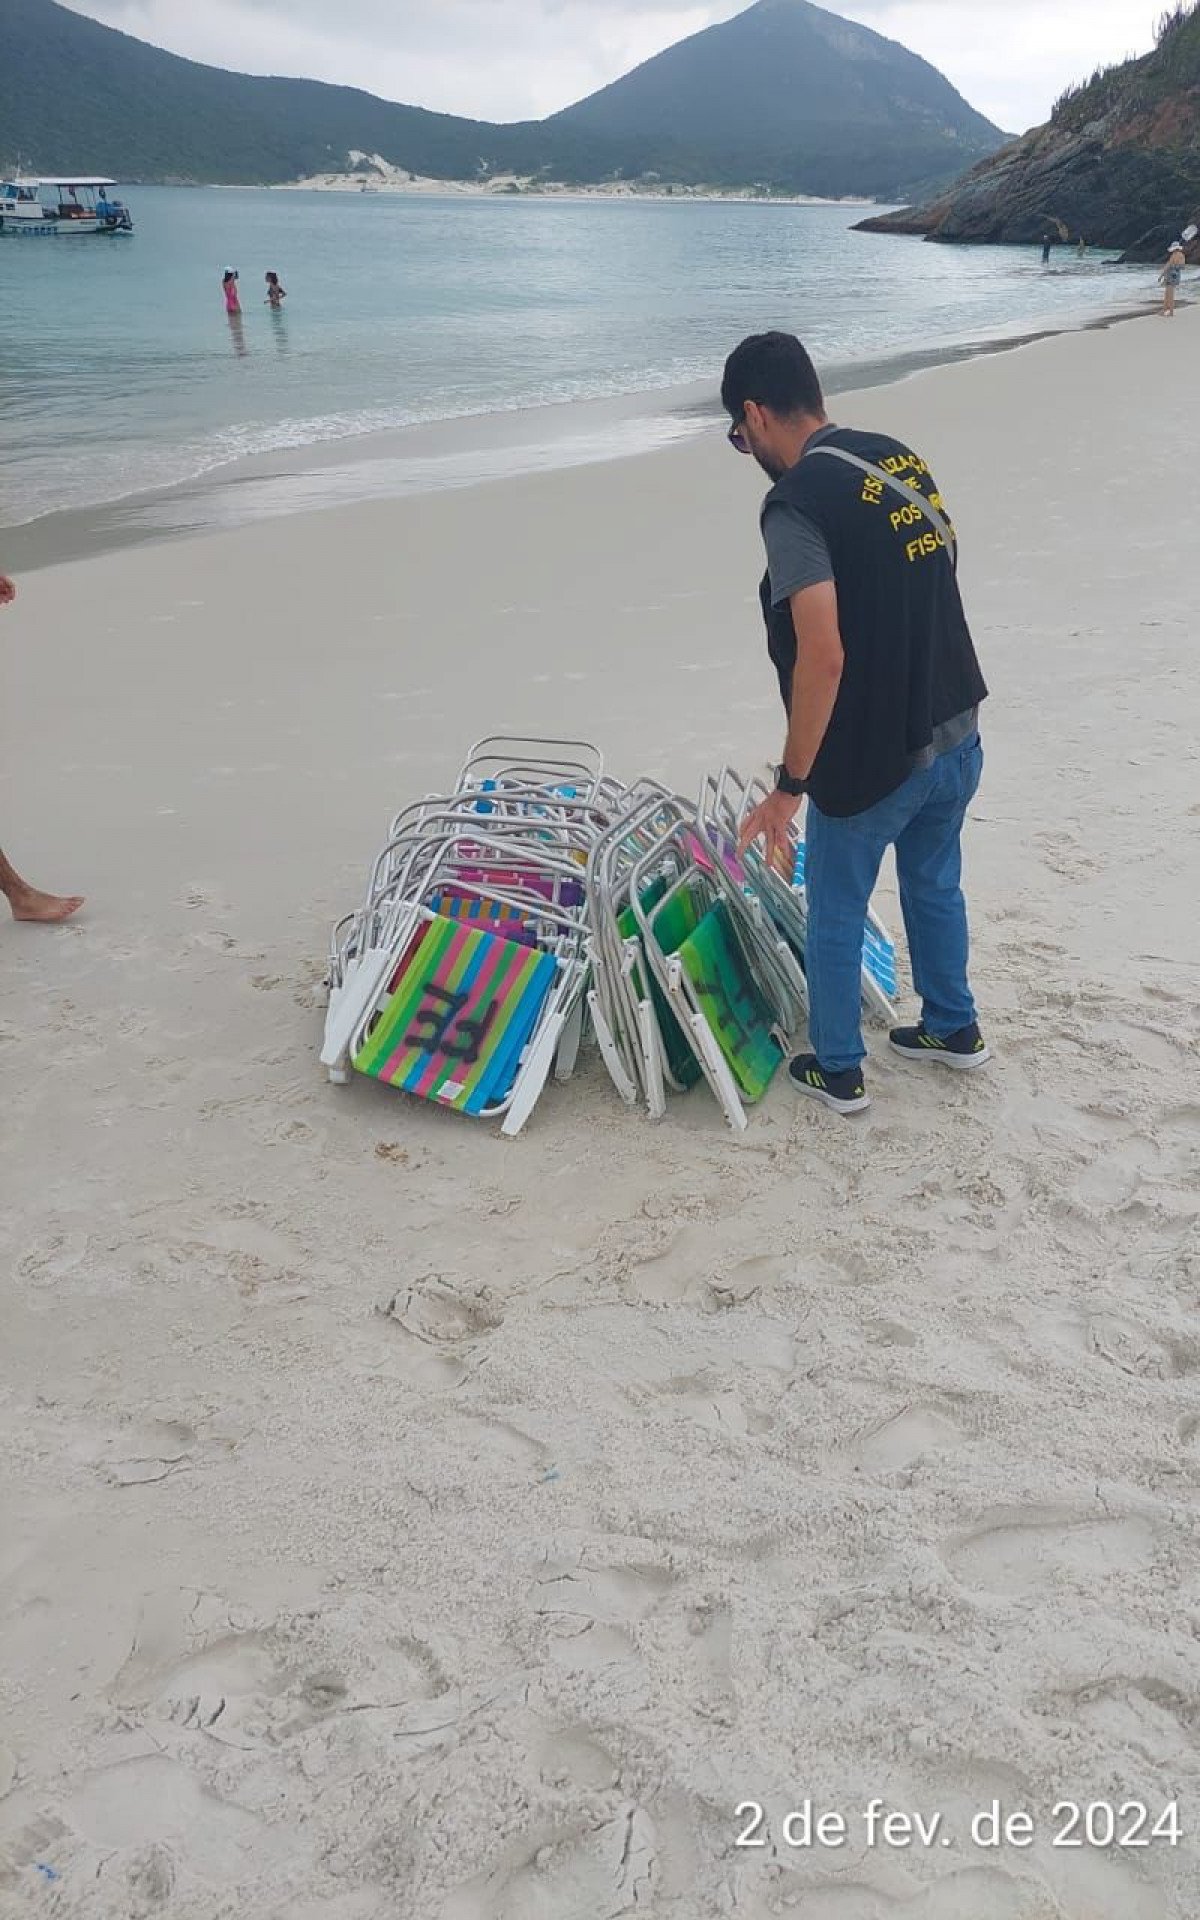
888;1021;991;1070
787;1054;871;1115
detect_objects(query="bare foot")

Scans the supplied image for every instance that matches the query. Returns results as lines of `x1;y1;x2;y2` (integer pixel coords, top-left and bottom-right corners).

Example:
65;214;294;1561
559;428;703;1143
8;887;85;924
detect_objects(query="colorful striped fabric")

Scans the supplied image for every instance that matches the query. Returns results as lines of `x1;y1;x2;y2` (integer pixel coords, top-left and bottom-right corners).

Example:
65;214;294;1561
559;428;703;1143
453;857;585;910
353;913;558;1114
428;887;538;945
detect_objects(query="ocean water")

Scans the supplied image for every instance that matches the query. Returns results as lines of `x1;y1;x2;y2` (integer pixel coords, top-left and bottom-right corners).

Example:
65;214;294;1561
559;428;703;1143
0;186;1150;537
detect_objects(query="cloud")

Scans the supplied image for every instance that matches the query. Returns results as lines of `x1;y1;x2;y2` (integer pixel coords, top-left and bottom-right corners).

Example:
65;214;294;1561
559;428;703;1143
834;0;1160;132
65;0;1161;132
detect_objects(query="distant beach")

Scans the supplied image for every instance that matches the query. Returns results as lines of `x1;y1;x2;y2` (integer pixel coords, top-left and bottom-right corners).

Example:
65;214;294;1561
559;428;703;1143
270;158;874;205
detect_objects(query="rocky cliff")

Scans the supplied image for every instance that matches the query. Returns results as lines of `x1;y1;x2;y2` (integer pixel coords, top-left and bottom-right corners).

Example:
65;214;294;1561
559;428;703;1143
856;1;1200;263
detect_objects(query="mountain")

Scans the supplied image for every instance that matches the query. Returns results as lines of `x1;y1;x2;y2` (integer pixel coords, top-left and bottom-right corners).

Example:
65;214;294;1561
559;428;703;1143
0;0;1005;200
856;0;1200;260
0;0;523;187
550;0;1005;201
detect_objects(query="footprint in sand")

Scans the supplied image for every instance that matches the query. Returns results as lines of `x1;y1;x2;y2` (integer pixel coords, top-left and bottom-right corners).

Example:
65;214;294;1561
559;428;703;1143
1045;1310;1182;1380
846;1402;963;1475
532;1559;672;1673
755;1870;1039;1920
535;1726;620;1792
109;1596;291;1752
632;1373;773;1438
533;1560;673;1625
1033;828;1104;880
1047;1672;1197;1765
1073;1134;1162;1210
1090;1017;1187;1075
624;1221;730;1309
16;1230;103;1291
381;1276;501;1346
944;1507;1156;1598
95;1418;197;1487
373;1277;501;1390
0;1812;72;1895
439;1806;656;1920
863;1318;919;1348
157;1632;290;1746
95;1842;177;1919
451;1414;549;1478
64;1755;279;1878
110;1588;443;1756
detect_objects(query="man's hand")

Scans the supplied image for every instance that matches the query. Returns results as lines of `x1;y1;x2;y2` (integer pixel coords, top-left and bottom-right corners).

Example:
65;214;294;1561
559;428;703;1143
0;576;15;608
738;789;800;878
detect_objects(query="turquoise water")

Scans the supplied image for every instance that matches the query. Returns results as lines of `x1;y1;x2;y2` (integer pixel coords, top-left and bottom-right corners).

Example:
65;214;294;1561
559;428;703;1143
0;186;1148;531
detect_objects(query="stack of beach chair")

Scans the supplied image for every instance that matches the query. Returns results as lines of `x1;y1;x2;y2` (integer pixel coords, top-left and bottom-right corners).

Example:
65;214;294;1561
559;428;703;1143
320;736;898;1137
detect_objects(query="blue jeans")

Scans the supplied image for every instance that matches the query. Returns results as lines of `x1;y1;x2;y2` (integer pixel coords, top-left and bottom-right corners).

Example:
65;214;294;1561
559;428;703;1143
804;734;983;1074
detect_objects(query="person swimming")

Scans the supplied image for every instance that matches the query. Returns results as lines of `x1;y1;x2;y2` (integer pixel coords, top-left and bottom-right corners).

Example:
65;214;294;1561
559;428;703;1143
223;269;241;315
265;271;287;310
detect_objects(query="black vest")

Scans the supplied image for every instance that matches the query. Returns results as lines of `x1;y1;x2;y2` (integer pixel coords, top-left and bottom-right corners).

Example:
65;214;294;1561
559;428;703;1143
761;427;988;818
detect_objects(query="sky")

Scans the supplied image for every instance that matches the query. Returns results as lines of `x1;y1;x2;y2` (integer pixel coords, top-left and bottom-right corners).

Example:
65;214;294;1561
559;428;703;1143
65;0;1166;135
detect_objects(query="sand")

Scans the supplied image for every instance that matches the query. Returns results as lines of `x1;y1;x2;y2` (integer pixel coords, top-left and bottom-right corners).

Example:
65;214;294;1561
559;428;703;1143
273;155;857;205
2;307;1199;1920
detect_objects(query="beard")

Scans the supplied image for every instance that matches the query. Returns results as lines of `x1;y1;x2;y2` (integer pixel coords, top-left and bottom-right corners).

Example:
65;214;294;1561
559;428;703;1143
755;449;787;481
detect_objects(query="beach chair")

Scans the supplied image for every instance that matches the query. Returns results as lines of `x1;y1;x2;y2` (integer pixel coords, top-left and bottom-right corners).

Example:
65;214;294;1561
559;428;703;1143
339;829;591;1134
454;735;607;808
322;740;892;1138
324;787;598;1076
349;907;564;1131
704;766;898;1027
630;821;795;1131
585;790;702;1116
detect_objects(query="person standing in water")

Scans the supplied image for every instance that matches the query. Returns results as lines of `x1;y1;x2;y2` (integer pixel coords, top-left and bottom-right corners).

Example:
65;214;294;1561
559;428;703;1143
265;271;287;310
1041;233;1054;265
0;574;84;924
222;269;241;314
1160;245;1185;316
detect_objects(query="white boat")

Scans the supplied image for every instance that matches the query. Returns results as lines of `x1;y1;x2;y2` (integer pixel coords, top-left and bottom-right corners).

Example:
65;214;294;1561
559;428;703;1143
0;177;134;237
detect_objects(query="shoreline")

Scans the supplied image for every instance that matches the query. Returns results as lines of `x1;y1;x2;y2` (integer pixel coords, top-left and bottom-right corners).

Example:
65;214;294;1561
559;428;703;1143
272;180;878;207
4;304;1200;1919
260;162;881;206
1;288;1157;574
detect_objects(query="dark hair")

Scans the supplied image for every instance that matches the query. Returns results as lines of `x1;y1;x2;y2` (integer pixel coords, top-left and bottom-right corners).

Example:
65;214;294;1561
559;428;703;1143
223;269;237;282
266;270;278;283
721;331;824;421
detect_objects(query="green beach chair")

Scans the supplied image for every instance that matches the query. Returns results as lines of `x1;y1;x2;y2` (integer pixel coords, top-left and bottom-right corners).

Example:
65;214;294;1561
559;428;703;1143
633;830;794;1131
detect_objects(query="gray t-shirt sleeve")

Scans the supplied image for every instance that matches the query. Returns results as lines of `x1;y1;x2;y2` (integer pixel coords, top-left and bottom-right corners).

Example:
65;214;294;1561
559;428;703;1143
761;501;834;606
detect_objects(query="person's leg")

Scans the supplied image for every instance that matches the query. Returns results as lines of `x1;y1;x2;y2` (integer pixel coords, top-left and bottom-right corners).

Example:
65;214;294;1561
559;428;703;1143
893;735;982;1038
804;766;930;1074
0;847;84;923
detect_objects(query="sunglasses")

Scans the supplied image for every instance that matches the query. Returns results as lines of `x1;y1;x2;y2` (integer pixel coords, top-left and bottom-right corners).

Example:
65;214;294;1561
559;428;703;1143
727;416;751;455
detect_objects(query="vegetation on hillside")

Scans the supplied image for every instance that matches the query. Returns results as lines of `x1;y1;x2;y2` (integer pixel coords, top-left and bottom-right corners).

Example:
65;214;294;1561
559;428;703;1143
0;0;1004;201
1051;2;1200;131
856;0;1200;252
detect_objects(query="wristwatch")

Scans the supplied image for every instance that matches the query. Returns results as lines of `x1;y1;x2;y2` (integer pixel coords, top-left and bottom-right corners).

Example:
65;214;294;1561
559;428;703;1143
774;764;810;798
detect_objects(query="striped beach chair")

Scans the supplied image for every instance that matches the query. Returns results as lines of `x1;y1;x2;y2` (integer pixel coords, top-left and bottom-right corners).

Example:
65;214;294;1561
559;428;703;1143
352;910;560;1119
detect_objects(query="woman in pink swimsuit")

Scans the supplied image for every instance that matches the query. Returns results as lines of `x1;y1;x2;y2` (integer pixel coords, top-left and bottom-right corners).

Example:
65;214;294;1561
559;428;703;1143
222;270;241;315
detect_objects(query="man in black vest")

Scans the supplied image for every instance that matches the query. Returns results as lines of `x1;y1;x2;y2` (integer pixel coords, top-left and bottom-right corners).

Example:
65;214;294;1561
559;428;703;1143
724;331;990;1115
